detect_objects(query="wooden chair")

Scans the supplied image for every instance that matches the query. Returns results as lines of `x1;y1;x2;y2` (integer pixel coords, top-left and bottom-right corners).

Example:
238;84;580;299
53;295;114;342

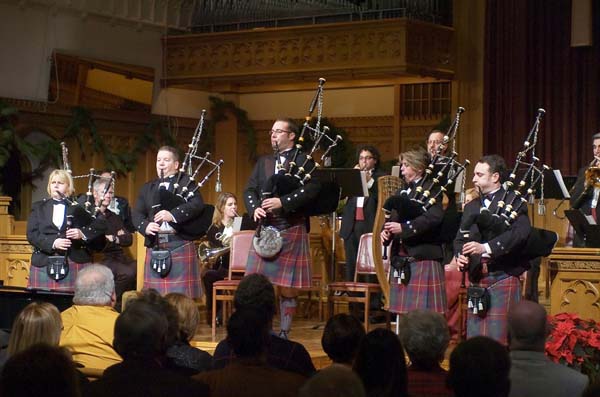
327;232;390;330
211;230;254;339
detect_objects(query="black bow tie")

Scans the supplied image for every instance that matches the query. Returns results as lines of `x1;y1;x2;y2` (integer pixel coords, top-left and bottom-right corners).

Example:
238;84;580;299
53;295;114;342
52;199;66;205
484;193;495;201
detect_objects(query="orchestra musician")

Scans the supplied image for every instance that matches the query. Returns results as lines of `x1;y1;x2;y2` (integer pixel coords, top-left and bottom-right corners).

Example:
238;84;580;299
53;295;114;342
453;155;531;344
92;177;136;310
340;145;385;282
569;132;600;247
132;146;205;298
26;169;107;291
380;148;447;316
202;192;238;325
243;117;321;339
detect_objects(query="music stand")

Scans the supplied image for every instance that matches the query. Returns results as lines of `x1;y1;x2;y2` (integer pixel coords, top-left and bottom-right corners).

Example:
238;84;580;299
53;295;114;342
313;168;365;282
565;209;600;248
533;169;572;200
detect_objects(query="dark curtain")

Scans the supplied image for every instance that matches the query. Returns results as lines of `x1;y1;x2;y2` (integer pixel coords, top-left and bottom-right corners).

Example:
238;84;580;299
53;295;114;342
484;0;600;176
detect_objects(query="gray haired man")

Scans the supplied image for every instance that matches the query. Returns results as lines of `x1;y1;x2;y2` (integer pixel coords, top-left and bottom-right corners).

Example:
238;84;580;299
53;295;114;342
59;264;122;370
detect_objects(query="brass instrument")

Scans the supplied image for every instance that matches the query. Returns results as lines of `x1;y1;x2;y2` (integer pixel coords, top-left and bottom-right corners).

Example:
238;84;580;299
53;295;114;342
585;165;600;188
571;161;600;210
198;221;234;265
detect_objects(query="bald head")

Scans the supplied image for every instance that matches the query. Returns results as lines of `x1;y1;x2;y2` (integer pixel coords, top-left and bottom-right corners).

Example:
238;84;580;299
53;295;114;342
507;300;548;351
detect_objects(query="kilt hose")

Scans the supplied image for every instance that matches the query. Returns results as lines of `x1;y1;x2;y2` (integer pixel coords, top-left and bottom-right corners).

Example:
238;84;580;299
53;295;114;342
245;224;312;289
389;259;447;314
467;272;521;345
144;239;202;298
28;259;89;292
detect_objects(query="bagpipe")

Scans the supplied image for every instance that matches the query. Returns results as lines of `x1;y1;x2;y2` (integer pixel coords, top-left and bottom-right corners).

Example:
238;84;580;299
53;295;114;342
381;107;471;260
153;109;221;240
254;78;342;259
459;109;558;283
59;142;115;229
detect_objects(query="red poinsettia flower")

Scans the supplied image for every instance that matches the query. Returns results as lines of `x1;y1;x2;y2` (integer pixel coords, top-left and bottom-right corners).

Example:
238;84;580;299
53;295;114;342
545;313;600;383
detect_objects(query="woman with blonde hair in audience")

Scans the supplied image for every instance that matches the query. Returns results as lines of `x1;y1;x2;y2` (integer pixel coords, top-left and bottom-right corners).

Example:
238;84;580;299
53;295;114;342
0;301;62;369
164;292;212;375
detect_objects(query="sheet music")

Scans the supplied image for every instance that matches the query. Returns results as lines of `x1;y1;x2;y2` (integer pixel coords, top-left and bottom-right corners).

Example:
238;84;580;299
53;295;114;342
553;169;570;199
454;171;465;193
233;216;243;232
360;171;369;197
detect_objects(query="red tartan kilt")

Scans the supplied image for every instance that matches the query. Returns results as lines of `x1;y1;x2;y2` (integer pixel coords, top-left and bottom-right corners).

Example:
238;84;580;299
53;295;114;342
143;240;202;298
245;225;312;289
389;259;446;314
28;259;89;292
467;272;521;345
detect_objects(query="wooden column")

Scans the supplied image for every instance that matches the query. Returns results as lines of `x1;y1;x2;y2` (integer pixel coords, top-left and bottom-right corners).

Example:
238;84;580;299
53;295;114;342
214;95;241;207
453;0;486;172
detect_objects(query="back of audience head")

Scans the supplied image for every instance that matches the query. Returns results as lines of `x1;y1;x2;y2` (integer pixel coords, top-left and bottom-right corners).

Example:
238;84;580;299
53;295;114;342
322;313;365;365
507;300;548;351
73;264;115;307
130;289;179;348
398;309;450;370
447;336;510;397
1;344;80;397
165;292;200;343
7;301;62;357
353;328;408;397
234;274;276;320
299;365;366;397
113;298;169;361
226;308;270;359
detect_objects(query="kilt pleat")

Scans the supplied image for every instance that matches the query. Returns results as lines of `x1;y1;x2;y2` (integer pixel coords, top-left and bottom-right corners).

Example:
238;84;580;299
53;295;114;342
28;259;89;292
467;272;521;345
389;259;446;314
245;225;312;289
144;240;202;298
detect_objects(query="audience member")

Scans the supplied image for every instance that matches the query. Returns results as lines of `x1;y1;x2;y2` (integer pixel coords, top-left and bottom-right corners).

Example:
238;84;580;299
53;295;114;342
0;301;62;370
321;313;365;367
447;336;510;397
398;309;452;397
508;300;588;397
212;273;315;376
60;264;121;370
299;365;366;397
195;308;306;397
164;292;212;375
353;328;408;397
0;344;81;397
583;382;600;397
85;297;209;397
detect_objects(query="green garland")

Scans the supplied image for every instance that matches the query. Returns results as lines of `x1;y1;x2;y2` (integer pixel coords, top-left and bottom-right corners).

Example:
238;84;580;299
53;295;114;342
63;107;177;174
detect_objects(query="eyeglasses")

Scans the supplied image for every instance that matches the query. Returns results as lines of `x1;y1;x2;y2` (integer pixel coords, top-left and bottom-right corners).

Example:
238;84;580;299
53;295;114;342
270;129;291;135
359;156;374;161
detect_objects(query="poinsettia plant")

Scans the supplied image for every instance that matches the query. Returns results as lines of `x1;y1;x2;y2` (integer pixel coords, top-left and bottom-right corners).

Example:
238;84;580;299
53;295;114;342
545;312;600;383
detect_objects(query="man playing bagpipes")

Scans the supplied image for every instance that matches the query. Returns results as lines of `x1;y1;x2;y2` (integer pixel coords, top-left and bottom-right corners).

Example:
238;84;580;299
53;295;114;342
132;146;206;298
453;155;531;344
244;118;322;339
